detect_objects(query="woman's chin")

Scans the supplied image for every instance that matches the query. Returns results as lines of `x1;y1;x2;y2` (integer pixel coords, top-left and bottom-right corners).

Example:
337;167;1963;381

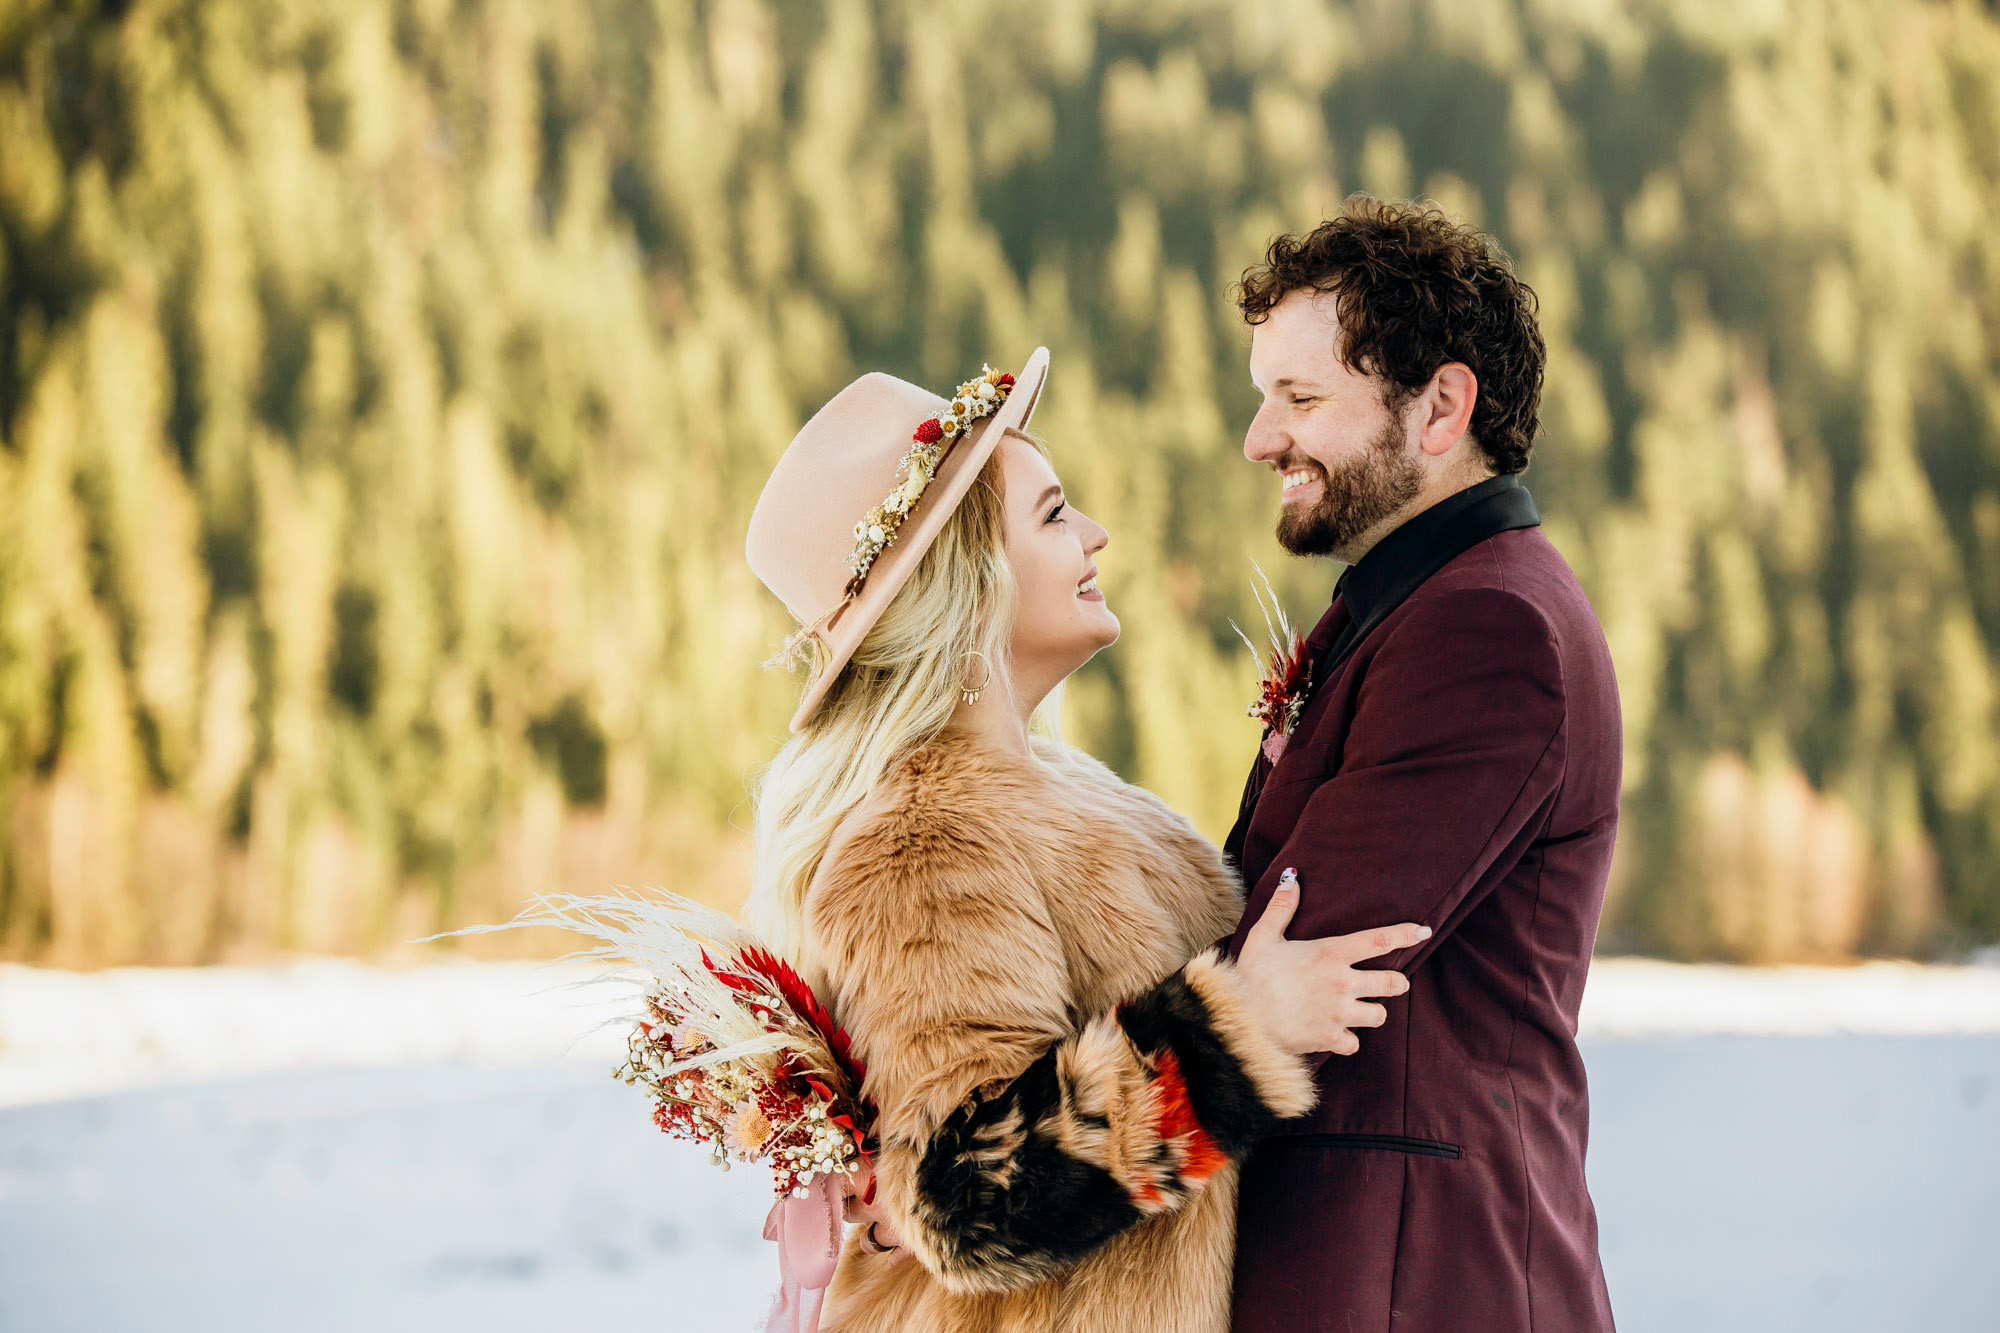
1089;610;1121;651
1029;615;1123;685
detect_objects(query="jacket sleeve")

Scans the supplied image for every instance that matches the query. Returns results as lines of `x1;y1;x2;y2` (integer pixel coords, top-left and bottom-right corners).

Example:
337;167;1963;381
1227;585;1570;1068
808;819;1315;1296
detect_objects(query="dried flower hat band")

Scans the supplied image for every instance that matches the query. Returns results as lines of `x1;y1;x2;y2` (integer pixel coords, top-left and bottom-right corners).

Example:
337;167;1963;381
767;363;1017;680
845;365;1016;598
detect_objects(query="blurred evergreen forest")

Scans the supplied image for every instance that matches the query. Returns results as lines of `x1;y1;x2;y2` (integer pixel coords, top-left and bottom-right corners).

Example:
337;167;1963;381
4;0;1999;965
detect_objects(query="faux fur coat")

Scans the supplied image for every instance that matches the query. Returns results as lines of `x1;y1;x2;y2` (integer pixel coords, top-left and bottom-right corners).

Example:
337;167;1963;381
799;736;1316;1333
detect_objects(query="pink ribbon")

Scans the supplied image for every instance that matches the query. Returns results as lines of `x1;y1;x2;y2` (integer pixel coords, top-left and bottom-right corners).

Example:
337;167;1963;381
1262;730;1291;764
762;1172;845;1333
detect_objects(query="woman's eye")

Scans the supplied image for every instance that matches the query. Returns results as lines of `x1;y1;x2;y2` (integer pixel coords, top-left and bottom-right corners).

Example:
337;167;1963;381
1047;503;1068;524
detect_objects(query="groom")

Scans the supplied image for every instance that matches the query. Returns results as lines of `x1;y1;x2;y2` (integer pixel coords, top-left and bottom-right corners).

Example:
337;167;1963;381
1221;198;1620;1332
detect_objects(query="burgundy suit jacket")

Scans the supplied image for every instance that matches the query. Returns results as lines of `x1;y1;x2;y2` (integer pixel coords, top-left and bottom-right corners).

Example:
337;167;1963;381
1224;520;1621;1332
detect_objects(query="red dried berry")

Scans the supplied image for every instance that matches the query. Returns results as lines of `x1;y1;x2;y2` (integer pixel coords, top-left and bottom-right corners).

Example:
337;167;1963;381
914;419;944;444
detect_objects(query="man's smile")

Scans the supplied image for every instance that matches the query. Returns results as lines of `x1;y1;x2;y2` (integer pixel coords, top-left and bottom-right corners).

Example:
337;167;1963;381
1282;466;1323;502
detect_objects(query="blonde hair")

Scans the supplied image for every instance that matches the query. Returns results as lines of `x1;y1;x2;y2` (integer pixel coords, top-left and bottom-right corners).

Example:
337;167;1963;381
741;437;1073;960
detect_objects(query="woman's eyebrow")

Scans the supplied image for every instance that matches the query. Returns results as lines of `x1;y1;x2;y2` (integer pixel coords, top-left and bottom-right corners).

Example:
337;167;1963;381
1033;483;1063;510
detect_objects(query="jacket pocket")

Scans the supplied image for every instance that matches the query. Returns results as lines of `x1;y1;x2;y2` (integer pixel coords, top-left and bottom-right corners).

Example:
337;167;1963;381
1272;1133;1461;1160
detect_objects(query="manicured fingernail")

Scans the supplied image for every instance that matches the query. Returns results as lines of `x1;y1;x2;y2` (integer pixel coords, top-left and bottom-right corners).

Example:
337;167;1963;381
1417;926;1433;940
1278;867;1299;887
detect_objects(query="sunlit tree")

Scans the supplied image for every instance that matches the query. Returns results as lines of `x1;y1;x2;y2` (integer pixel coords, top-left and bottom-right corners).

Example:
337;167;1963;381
2;0;1996;963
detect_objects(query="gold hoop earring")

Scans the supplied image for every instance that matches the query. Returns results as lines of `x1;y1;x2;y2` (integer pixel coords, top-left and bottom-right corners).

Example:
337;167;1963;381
961;651;992;705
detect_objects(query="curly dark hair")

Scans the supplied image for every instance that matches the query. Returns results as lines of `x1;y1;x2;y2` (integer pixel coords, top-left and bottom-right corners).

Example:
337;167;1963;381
1236;196;1545;475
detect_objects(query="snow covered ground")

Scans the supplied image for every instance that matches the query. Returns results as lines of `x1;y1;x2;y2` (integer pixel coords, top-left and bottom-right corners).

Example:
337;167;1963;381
1;958;1997;1332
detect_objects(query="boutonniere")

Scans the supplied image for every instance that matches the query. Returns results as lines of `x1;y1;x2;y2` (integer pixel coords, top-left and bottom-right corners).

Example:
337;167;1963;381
1232;565;1313;764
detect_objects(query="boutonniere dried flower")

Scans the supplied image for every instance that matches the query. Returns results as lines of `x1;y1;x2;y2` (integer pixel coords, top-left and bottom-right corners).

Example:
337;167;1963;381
1233;565;1313;763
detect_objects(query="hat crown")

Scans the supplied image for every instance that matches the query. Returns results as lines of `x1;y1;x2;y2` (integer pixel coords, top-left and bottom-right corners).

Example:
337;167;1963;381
744;348;1048;731
746;372;947;627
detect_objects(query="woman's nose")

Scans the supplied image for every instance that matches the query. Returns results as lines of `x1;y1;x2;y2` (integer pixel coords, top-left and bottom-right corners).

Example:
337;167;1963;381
1081;512;1109;555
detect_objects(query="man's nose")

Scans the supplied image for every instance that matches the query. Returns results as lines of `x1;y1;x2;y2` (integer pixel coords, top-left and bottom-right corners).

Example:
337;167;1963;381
1244;403;1286;463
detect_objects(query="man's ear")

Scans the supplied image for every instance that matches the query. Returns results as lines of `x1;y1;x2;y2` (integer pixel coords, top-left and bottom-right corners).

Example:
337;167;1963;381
1416;363;1478;459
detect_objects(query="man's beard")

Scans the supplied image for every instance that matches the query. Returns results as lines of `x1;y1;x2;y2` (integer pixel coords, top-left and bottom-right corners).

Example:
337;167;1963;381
1275;418;1423;558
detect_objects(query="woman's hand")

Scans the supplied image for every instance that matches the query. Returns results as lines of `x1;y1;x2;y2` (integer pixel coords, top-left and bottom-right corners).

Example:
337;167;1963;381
1236;867;1430;1056
840;1162;910;1264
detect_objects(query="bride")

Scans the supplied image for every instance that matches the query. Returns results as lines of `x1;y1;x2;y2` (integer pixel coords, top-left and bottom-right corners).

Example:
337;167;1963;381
740;348;1425;1332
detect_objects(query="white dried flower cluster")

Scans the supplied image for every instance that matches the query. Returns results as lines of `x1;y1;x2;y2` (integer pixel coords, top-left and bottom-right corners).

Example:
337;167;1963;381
619;1016;758;1166
775;1100;864;1197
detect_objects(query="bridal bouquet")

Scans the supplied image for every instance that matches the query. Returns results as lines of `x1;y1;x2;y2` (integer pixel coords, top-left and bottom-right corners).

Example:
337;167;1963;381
469;892;874;1200
447;892;873;1331
621;934;874;1200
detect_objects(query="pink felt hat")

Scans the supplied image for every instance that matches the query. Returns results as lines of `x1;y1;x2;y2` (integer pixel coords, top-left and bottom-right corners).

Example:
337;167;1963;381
747;348;1050;732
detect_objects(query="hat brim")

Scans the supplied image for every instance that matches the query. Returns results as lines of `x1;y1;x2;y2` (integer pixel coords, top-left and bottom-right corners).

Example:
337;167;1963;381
786;346;1050;732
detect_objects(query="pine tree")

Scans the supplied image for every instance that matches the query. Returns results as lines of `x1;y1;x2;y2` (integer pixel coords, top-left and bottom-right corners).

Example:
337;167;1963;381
2;0;1997;963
